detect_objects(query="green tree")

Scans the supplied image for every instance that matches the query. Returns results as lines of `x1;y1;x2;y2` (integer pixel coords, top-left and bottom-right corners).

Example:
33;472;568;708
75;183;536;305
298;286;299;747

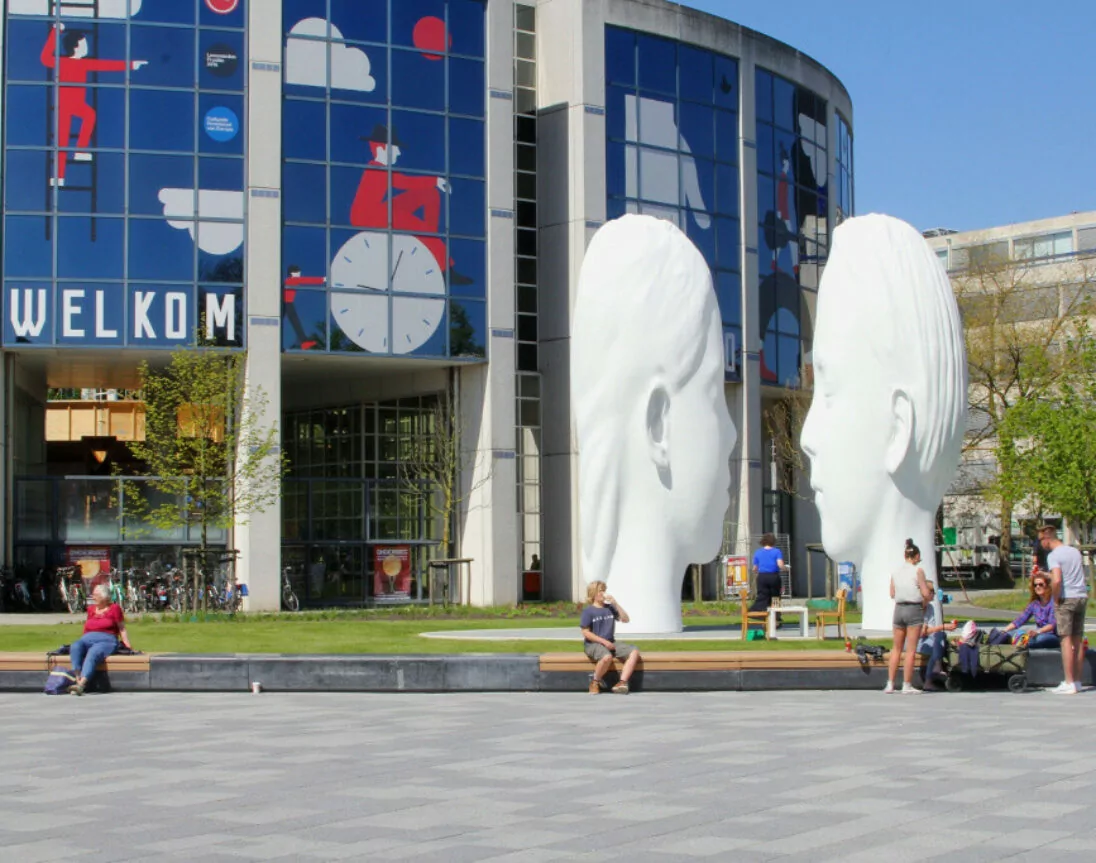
397;385;491;604
954;251;1095;560
999;327;1096;532
123;348;286;609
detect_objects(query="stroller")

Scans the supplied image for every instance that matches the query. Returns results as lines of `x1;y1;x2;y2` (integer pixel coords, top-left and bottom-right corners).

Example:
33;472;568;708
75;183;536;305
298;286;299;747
944;626;1029;693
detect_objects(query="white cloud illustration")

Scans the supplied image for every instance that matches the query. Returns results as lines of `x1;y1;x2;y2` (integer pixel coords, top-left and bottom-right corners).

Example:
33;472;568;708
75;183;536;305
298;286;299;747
158;188;244;256
7;0;141;18
285;18;376;92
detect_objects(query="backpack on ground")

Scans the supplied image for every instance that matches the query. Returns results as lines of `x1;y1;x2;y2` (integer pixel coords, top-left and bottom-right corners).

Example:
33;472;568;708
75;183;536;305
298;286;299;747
44;667;77;695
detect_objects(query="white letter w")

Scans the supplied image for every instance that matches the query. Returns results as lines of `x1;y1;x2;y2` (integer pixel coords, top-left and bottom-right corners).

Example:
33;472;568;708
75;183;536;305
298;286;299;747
10;288;48;338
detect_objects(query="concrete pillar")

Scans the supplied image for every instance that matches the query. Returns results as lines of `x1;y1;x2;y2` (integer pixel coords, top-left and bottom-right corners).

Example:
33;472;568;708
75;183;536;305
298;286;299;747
455;0;519;607
235;0;284;611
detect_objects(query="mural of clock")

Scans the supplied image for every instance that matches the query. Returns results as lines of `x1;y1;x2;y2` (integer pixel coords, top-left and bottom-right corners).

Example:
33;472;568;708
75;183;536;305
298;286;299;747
329;231;446;354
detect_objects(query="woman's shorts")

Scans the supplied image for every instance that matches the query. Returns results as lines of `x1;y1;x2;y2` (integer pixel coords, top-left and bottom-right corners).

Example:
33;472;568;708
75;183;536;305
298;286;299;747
893;602;924;628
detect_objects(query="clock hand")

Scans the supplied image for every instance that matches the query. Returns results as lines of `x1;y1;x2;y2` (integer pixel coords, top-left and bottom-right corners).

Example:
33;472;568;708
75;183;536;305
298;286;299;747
391;250;404;282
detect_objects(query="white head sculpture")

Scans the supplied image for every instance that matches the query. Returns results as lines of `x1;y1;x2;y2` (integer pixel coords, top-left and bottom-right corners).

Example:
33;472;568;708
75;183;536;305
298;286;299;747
572;215;737;633
801;214;967;631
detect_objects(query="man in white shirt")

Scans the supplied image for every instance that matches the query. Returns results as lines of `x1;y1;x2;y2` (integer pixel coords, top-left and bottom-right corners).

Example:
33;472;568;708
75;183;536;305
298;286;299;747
1040;525;1089;694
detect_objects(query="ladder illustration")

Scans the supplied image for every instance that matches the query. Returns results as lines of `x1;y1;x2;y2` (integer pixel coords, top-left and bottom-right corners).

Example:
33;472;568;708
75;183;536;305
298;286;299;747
44;0;102;241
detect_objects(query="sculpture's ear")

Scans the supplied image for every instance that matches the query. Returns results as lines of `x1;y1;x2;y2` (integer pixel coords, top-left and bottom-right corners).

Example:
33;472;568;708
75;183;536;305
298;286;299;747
885;387;913;475
646;382;671;472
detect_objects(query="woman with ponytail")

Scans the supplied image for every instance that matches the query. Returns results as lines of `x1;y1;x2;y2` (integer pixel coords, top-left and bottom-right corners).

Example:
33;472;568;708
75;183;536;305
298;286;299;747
885;538;933;693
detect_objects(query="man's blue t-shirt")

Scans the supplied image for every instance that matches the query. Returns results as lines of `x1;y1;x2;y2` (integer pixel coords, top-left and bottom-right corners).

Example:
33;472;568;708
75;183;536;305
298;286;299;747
753;547;783;573
580;604;619;643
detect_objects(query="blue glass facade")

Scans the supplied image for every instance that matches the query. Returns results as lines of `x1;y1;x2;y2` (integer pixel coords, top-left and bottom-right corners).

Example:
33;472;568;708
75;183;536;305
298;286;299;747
2;0;247;349
604;25;743;381
281;0;488;359
755;67;828;388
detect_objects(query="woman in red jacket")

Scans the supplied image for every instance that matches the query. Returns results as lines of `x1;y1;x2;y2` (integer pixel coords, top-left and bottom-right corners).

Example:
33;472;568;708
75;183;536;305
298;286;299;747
69;583;133;696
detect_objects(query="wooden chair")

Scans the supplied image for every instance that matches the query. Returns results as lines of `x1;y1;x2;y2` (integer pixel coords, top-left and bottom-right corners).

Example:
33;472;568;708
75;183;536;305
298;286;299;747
739;589;769;640
814;588;848;639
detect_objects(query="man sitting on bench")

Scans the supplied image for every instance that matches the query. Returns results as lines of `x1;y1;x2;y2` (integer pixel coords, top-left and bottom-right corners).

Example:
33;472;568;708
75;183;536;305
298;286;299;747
580;581;640;694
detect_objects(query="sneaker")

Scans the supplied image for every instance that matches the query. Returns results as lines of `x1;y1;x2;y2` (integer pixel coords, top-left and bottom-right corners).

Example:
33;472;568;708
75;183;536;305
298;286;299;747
612;682;630;694
1075;682;1084;693
901;683;920;694
1051;681;1077;695
73;152;93;162
883;681;895;694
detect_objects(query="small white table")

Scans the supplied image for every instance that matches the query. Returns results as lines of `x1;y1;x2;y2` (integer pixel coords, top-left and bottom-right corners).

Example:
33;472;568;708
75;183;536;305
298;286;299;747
768;604;810;638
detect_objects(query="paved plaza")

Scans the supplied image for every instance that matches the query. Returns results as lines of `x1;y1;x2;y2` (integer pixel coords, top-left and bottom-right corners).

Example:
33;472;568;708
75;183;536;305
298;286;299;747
3;691;1096;862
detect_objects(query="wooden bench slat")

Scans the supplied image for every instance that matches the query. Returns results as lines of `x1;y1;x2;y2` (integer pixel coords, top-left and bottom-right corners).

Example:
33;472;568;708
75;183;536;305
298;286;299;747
0;653;150;673
539;650;917;673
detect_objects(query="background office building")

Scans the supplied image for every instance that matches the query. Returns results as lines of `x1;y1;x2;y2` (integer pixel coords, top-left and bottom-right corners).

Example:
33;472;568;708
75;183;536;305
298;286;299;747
0;0;852;608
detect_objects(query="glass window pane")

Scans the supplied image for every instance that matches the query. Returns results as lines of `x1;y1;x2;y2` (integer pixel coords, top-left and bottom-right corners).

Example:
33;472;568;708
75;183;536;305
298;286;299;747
284;162;328;224
449;57;485;117
130;154;194;216
637;34;675;95
716;163;739;216
330;102;387;165
448;238;486;298
199;94;244;155
330;0;388;44
604;26;635;87
679;46;713;104
130;89;195;152
389;110;446;174
679;102;714;159
714;56;737;111
449;298;486;358
4;216;53;278
449;117;485;177
4;85;49;147
449;177;485;238
4;150;49;212
755;70;773;123
57;217;123;279
59;152;124;215
199;30;246;92
128;219;195;281
130;25;196;89
451;0;487;58
392;47;444;111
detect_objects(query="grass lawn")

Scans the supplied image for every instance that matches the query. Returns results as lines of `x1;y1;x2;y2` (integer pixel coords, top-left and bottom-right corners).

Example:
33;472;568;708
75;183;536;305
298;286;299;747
963;591;1031;613
0;615;864;654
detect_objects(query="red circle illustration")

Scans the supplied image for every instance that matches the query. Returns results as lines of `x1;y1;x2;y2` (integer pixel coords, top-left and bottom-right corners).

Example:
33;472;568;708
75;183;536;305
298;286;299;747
206;0;239;14
412;16;450;61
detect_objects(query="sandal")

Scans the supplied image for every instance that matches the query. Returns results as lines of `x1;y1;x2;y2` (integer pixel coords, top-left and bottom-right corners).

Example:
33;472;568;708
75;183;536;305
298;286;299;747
611;682;630;694
69;683;85;696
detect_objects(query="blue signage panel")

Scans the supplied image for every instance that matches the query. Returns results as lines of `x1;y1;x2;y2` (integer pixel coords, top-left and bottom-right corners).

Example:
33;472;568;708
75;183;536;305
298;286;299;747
3;283;241;348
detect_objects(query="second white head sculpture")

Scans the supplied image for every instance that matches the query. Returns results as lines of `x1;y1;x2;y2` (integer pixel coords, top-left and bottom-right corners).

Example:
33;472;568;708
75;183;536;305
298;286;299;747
572;215;737;633
801;214;967;631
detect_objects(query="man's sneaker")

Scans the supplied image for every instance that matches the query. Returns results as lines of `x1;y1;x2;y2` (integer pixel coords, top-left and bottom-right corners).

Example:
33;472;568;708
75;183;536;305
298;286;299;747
612;682;630;694
1051;681;1077;695
883;681;895;694
900;683;920;694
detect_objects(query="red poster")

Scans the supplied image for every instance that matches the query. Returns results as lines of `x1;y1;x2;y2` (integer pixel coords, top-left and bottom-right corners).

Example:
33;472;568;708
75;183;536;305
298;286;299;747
65;547;112;596
373;546;411;600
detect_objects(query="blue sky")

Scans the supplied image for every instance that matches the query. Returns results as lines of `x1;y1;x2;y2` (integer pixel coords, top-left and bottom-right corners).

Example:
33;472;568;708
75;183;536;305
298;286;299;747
685;0;1096;232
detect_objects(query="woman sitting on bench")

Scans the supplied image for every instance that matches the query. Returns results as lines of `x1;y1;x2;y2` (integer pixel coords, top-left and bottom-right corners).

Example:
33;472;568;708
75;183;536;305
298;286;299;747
69;583;132;696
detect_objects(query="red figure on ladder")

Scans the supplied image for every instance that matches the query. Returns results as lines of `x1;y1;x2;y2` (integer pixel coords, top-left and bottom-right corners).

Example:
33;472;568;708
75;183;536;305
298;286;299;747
41;23;146;187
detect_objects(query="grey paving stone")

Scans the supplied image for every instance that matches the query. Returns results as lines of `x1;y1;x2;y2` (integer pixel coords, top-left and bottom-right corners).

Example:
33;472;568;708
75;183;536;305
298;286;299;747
4;690;1096;861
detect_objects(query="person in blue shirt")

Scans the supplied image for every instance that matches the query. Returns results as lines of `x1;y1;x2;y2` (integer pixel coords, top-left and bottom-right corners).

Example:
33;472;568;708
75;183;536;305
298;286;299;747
750;533;788;613
580;581;640;694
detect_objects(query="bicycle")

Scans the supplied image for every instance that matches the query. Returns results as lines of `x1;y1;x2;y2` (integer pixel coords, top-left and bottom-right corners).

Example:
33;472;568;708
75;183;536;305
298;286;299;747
57;566;85;614
281;566;300;612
